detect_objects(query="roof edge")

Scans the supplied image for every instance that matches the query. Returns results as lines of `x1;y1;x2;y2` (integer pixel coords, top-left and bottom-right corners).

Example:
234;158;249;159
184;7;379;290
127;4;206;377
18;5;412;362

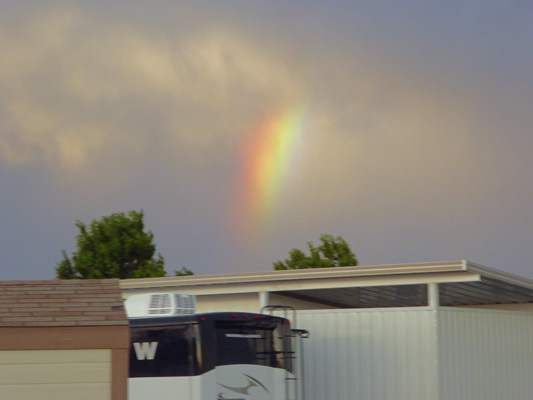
464;261;533;289
120;260;471;289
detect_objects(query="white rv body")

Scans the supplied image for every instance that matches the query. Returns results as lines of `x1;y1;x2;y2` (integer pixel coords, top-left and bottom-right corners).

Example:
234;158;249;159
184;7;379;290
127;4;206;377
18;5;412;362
129;365;295;400
126;294;302;400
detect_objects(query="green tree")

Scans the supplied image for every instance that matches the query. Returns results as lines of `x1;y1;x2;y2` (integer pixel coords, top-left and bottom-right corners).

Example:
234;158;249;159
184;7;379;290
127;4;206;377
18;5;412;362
274;234;357;270
174;267;194;276
56;210;167;279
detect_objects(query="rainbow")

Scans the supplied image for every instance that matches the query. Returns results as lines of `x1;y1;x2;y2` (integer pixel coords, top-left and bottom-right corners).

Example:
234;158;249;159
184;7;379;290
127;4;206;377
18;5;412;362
238;106;306;237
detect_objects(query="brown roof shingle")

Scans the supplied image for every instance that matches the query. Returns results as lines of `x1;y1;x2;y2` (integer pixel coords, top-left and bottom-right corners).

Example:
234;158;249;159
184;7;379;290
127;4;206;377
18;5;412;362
0;279;128;327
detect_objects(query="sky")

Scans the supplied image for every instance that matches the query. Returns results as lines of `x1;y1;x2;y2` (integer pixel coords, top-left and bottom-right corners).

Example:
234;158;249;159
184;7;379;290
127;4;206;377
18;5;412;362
1;1;532;281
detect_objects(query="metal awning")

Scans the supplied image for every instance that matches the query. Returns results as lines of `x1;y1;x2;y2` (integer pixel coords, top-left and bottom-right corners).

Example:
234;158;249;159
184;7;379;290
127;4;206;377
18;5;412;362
277;276;533;308
121;260;533;309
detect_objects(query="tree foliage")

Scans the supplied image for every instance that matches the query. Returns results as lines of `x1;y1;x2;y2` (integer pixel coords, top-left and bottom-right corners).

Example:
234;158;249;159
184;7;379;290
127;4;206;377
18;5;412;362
56;210;167;279
274;234;357;270
174;267;194;276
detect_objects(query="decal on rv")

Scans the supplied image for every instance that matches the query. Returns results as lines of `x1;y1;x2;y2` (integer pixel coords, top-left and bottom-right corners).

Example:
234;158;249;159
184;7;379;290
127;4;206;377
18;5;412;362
133;341;158;360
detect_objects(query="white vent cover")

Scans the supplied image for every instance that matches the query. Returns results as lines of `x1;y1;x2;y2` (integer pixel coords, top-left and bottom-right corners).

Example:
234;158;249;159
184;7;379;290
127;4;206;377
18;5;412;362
173;293;196;315
125;293;196;318
148;294;172;315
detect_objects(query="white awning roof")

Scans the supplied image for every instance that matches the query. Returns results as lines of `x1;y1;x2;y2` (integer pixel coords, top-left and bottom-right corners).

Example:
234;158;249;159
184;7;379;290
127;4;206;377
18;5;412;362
120;261;533;308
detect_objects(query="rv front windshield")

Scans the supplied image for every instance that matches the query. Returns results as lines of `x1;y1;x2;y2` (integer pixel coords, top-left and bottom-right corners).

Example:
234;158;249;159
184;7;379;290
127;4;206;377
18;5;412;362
214;320;292;372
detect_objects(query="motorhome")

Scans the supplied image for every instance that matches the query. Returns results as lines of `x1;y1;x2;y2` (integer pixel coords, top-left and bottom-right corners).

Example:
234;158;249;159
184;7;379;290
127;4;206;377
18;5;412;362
126;293;305;400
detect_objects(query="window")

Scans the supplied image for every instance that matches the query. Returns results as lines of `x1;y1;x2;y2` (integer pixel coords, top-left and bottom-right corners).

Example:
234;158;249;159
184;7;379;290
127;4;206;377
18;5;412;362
214;322;292;371
129;324;198;377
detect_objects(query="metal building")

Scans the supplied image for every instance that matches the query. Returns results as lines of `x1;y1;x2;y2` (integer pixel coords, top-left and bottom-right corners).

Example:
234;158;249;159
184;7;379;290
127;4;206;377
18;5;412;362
121;260;533;400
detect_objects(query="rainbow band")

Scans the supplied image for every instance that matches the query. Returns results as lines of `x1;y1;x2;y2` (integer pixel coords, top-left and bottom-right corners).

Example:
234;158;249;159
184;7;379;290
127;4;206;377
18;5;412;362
240;106;306;235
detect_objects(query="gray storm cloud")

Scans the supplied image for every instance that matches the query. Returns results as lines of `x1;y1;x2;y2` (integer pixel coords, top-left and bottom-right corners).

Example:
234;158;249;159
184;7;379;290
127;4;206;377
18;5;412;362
0;3;505;228
0;6;301;172
1;2;532;279
0;6;482;189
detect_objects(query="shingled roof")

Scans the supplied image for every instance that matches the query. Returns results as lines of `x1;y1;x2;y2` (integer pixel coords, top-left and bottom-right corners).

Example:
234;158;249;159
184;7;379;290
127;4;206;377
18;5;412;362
0;279;128;327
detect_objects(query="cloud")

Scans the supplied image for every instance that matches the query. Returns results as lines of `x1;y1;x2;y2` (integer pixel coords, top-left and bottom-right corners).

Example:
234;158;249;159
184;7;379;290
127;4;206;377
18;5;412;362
272;57;485;232
0;2;521;231
1;2;532;280
0;5;301;172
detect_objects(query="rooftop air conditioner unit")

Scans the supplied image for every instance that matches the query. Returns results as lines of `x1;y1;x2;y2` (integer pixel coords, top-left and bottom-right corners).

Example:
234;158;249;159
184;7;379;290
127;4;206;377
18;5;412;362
125;293;196;318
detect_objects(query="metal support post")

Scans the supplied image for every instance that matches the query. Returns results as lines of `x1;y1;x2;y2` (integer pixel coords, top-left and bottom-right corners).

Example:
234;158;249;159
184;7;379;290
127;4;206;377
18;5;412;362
428;283;439;308
259;291;270;311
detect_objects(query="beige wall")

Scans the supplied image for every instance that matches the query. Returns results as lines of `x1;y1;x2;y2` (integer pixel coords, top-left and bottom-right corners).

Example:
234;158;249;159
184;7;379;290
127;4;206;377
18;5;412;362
0;349;112;400
195;292;337;314
0;326;129;400
196;292;260;313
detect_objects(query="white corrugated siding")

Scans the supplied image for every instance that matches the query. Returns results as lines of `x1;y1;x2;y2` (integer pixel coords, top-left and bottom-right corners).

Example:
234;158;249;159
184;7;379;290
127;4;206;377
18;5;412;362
437;308;533;400
0;349;111;400
296;308;439;400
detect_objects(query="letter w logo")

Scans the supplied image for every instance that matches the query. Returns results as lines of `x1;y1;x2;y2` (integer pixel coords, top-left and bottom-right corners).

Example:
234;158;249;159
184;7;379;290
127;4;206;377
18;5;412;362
133;342;158;360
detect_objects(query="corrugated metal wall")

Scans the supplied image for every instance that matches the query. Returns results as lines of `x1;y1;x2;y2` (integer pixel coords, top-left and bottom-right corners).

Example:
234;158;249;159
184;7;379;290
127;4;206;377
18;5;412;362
437;308;533;400
294;307;533;400
296;309;439;400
